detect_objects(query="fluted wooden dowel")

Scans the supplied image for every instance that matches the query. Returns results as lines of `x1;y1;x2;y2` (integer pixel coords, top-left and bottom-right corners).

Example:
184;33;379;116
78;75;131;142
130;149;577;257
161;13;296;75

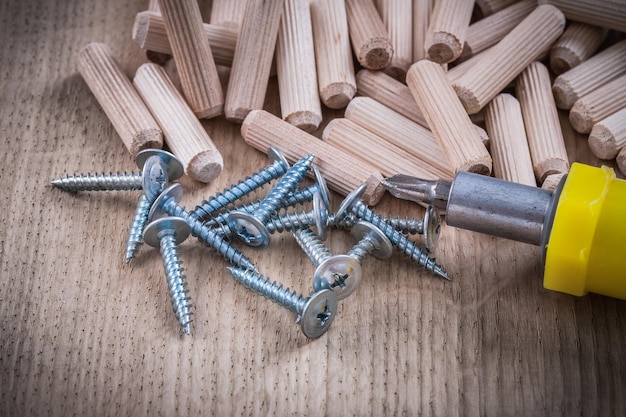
158;0;224;119
132;11;238;67
588;108;626;160
148;0;160;12
323;118;441;180
412;0;433;62
134;63;223;183
516;61;569;184
241;110;385;205
569;74;626;134
550;22;607;75
345;97;454;180
484;94;536;186
541;173;565;191
424;0;474;64
552;39;626;110
377;0;412;80
475;0;518;16
458;0;536;63
452;5;565;114
345;0;393;70
406;60;492;175
310;0;356;109
617;144;626;176
538;0;626;33
225;0;284;123
76;42;163;157
209;0;248;31
276;0;322;132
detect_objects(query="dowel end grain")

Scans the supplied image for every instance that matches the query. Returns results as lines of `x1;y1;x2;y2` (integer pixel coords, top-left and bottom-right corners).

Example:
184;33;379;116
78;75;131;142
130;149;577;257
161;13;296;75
452;84;482;115
285;111;323;134
320;82;356;109
134;128;164;155
589;124;619;160
617;147;626;176
541;172;565;191
357;38;394;70
536;159;570;184
196;103;224;120
569;101;594;134
552;76;576;110
225;107;252;124
187;149;224;183
550;47;580;76
361;172;386;206
426;32;463;64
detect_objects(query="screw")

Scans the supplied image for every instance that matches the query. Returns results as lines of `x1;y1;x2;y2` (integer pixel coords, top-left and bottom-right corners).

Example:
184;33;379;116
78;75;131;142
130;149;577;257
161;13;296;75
293;227;362;301
227;267;337;339
384;206;441;251
143;216;193;335
337;184;450;280
149;184;258;272
264;191;330;240
191;147;290;221
228;154;315;248
347;220;393;262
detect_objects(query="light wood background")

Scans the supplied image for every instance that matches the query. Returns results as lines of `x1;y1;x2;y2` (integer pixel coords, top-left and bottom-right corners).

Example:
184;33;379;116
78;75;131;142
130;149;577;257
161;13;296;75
1;1;625;416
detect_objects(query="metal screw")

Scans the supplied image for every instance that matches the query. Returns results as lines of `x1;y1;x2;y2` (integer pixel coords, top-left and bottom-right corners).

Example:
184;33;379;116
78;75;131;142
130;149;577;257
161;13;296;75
264;191;330;240
149;184;258;272
227;267;337;339
228;154;315;248
190;147;290;221
337;184;450;280
347;221;393;262
143;216;193;335
293;227;362;301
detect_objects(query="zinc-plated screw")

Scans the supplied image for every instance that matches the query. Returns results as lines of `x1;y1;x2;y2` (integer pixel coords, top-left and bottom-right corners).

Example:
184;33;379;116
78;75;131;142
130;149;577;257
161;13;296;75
264;191;329;240
227;267;337;339
337;184;450;280
149;184;258;272
293;227;362;301
228;154;315;248
191;147;290;221
347;221;393;262
143;216;193;335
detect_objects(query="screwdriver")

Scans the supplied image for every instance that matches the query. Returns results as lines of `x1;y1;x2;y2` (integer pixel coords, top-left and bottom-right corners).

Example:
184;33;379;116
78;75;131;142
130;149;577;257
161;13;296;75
382;162;626;300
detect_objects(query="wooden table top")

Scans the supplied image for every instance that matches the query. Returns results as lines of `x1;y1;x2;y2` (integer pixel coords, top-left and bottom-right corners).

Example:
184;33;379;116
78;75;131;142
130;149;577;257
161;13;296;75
1;1;625;416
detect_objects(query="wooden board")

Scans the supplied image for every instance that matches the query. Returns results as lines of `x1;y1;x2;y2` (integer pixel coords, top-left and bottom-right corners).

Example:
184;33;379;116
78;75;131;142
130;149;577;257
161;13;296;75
1;1;625;416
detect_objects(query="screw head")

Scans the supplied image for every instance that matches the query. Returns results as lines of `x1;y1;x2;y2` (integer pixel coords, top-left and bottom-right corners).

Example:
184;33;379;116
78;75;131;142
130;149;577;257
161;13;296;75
141;155;168;201
143;216;191;247
423;205;441;252
148;183;183;221
312;191;329;241
227;211;270;248
335;184;367;222
267;146;290;171
312;166;331;210
351;221;393;259
135;149;184;180
299;289;337;339
313;254;362;300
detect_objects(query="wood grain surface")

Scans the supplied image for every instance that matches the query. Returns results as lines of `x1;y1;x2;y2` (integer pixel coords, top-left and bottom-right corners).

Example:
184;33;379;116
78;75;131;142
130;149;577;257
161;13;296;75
1;1;625;416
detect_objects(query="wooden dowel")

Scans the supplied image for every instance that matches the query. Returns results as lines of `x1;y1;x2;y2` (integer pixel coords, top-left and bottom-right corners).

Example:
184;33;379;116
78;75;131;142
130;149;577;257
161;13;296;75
552;39;626;110
424;0;474;64
550;22;607;75
412;0;433;62
458;0;536;63
148;0;160;13
406;60;492;175
134;63;223;183
541;173;565;191
76;42;163;157
538;0;626;33
452;5;565;114
132;11;238;67
209;0;248;31
309;0;356;109
158;0;224;119
241;110;386;205
345;0;393;70
377;0;412;80
345;97;454;180
569;73;626;134
475;0;518;16
276;0;322;132
515;61;569;184
616;145;626;177
224;0;284;123
588;108;626;160
484;94;536;186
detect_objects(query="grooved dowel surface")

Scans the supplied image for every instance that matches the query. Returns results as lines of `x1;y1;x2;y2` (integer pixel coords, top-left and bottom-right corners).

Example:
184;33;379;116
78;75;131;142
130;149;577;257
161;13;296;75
310;0;356;109
345;0;393;70
76;42;163;157
550;22;607;76
475;0;518;16
424;0;474;64
484;94;536;186
133;63;223;183
412;0;433;62
224;0;284;123
377;0;412;79
158;0;224;119
588;107;626;160
241;110;385;205
276;0;322;132
131;11;238;67
569;73;626;134
538;0;626;33
452;4;565;114
552;39;626;110
209;0;248;30
516;61;569;183
407;60;492;175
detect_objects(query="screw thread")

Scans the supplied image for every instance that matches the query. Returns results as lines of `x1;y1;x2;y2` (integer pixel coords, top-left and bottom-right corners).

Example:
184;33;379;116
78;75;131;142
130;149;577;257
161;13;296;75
191;160;287;220
159;232;193;335
293;228;331;267
347;237;377;263
265;210;316;234
51;172;143;191
385;216;425;235
329;213;357;229
125;194;152;263
227;267;306;315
